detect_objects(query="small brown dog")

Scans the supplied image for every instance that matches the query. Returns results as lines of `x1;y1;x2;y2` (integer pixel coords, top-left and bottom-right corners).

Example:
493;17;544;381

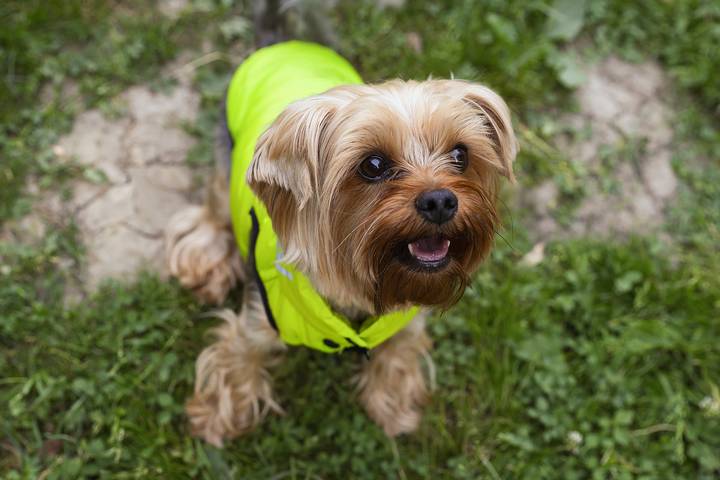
165;40;516;446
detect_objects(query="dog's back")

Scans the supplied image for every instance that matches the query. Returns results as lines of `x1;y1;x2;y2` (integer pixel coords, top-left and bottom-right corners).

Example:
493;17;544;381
225;41;361;170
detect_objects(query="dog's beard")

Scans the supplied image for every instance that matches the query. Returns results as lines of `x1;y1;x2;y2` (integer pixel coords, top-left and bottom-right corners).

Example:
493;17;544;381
330;175;498;314
373;254;470;313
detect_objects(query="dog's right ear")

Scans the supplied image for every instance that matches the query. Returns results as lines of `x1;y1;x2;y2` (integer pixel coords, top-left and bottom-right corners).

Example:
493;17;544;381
249;95;336;209
248;92;345;259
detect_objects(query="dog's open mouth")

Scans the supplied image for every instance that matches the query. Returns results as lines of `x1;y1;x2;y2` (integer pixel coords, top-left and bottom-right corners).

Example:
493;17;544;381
406;235;451;269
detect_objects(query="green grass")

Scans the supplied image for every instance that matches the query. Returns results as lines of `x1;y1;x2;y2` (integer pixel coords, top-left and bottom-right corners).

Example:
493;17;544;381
2;0;719;478
3;234;718;478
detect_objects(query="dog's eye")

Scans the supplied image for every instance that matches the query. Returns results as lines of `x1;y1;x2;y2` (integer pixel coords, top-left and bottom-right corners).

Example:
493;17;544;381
450;144;468;172
358;154;391;181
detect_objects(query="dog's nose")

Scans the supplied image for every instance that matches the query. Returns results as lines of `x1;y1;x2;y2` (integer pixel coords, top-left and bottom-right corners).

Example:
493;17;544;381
415;189;458;224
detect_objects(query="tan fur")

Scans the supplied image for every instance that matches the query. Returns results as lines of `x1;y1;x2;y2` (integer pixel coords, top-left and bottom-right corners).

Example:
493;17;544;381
165;174;242;304
356;315;434;436
186;287;286;447
165;78;516;445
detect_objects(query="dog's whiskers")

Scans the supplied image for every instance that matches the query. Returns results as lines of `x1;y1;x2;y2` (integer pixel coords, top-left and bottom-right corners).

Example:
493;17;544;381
350;215;385;262
332;214;379;254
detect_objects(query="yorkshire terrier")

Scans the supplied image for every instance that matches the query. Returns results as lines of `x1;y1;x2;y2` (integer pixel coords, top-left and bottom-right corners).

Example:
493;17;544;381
165;3;516;447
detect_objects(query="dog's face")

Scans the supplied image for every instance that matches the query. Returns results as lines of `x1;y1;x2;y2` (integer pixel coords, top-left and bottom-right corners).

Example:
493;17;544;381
249;80;516;314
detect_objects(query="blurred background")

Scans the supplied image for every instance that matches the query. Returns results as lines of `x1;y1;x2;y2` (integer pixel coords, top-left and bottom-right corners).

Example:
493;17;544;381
1;0;718;478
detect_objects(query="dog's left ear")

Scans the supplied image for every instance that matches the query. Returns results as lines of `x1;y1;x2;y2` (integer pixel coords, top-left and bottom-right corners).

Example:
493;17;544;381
447;81;518;182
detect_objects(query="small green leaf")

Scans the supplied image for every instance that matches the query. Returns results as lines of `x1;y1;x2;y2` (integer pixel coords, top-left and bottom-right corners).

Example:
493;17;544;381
157;392;175;408
83;167;108;184
486;13;517;43
615;271;643;293
546;0;587;41
551;52;586;88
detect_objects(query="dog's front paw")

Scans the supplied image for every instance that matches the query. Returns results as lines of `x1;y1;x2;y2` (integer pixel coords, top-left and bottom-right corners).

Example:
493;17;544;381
187;326;283;447
186;382;281;447
165;206;242;305
358;359;429;436
360;380;426;437
357;325;432;437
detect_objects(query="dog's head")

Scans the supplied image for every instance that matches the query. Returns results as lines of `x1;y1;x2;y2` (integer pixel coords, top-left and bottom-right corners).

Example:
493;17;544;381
248;79;517;314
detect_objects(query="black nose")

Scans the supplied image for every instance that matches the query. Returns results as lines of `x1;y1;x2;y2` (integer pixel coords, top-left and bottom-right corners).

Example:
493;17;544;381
415;189;458;224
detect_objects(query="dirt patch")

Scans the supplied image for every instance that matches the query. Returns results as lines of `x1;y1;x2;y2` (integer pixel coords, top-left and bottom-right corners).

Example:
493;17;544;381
46;59;205;292
523;56;678;240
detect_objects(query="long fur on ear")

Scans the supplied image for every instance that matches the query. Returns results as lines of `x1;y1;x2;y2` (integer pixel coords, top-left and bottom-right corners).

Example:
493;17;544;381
438;80;518;182
247;88;359;267
249;95;333;210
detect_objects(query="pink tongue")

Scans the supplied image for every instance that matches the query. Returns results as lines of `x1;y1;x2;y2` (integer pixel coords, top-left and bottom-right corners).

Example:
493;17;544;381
408;237;450;262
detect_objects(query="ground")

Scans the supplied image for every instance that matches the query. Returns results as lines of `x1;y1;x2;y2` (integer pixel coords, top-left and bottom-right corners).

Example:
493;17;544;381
524;57;678;239
52;58;202;291
1;1;719;479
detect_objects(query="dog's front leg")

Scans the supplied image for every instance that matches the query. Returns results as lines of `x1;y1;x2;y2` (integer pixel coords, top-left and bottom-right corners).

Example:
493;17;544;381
165;173;243;305
356;314;434;436
186;285;285;447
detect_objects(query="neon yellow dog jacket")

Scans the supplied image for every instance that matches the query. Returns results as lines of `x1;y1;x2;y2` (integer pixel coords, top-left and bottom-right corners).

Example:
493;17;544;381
226;41;419;354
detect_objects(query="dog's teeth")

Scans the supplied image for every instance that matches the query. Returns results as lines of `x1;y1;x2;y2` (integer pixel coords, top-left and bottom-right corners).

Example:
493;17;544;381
408;243;417;256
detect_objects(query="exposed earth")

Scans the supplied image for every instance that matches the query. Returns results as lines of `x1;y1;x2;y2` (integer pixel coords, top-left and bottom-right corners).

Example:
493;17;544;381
523;56;677;240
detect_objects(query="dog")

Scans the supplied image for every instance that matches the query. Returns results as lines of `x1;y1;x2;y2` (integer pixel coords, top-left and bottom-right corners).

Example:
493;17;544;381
165;13;516;448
